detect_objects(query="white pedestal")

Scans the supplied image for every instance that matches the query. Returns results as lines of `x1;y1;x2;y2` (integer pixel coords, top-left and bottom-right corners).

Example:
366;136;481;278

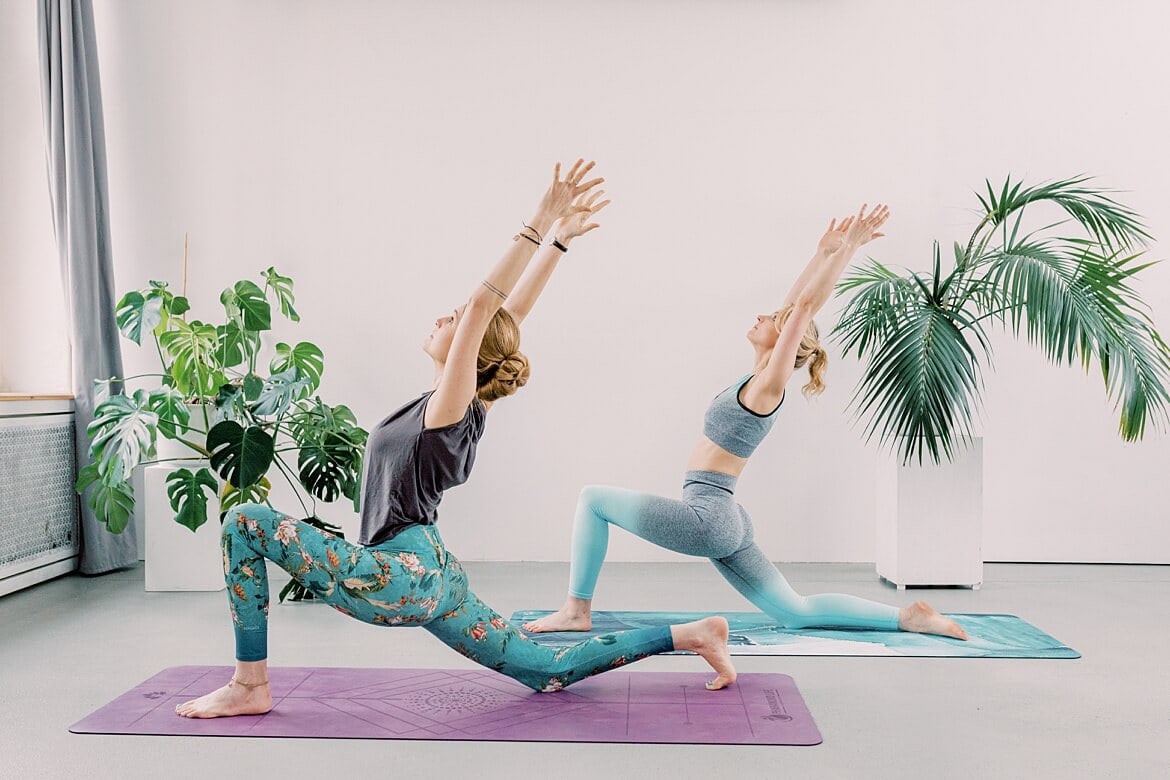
143;461;224;592
875;437;983;588
140;403;211;563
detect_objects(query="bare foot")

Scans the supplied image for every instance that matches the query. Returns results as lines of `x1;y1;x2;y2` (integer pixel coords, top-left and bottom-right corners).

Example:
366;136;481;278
672;616;737;690
898;600;969;640
522;597;592;633
175;677;273;718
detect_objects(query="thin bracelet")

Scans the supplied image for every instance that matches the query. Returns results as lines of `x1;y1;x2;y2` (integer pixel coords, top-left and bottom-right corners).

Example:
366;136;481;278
552;238;569;253
522;222;544;242
482;279;508;299
514;232;541;248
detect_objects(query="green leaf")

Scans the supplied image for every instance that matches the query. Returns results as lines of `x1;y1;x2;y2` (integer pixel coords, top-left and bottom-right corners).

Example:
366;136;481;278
287;399;368;509
159;319;221;398
170;296;191;316
91;480;135;534
220;280;271;332
243;373;264;401
75;462;100;494
147;385;192;441
115;291;164;345
832;260;923;359
977;175;1149;252
77;463;134;534
252;368;313;417
297;439;361;503
215;321;260;368
92;378;115;406
220;476;271;519
263;266;300;322
975;238;1170;439
166;467;218;531
287;399;368;450
270;342;324;393
214;383;248;424
87;390;159;485
207;421;275;489
849;302;983;466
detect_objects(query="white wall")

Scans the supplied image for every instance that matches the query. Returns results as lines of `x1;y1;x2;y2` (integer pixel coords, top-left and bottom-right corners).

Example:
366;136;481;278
0;0;71;393
16;0;1169;562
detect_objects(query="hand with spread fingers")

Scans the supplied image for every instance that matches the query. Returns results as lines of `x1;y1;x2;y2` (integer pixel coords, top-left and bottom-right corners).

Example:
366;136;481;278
816;215;857;256
556;189;611;246
841;203;890;250
536;158;605;224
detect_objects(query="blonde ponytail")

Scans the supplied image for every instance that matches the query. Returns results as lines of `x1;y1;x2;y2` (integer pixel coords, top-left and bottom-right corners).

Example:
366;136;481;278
775;303;829;398
803;346;828;397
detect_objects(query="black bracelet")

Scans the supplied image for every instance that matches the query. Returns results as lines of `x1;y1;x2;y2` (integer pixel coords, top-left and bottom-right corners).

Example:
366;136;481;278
522;222;544;242
552;238;569;253
515;232;541;248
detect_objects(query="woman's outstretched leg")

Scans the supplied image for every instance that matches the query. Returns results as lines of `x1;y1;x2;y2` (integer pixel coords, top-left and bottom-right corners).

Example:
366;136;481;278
712;542;967;639
428;586;736;692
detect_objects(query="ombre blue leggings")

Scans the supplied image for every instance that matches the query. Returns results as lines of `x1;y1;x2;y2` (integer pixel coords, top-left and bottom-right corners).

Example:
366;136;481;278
222;504;673;691
568;471;901;630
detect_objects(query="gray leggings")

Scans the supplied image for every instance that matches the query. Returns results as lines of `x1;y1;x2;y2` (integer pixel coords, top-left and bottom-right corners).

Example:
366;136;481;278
567;470;901;630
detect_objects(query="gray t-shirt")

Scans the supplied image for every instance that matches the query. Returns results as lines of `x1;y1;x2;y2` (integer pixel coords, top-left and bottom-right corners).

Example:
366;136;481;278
358;391;486;546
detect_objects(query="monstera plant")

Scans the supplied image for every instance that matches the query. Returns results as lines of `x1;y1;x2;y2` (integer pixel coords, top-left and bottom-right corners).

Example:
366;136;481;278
77;267;367;599
833;175;1170;465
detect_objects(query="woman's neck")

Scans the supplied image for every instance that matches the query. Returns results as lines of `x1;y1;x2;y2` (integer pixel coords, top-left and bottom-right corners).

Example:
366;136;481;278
752;345;771;374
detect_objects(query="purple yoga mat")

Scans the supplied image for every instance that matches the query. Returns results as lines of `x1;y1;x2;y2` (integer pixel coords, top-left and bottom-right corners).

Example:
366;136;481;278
69;666;821;746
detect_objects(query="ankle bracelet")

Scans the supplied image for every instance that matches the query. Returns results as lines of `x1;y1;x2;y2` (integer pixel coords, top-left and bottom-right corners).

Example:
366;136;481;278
229;676;269;689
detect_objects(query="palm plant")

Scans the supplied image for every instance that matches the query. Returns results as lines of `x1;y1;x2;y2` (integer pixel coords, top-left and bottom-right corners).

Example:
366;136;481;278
77;264;367;599
832;176;1170;465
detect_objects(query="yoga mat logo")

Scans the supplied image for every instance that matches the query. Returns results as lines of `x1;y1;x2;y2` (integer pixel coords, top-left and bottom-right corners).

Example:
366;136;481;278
762;688;792;722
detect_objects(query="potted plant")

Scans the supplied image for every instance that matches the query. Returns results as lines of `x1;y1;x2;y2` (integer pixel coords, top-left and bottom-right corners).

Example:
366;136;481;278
832;176;1170;587
77;258;367;598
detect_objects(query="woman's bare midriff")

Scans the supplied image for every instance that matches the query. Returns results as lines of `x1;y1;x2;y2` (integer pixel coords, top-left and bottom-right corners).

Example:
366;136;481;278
686;435;749;478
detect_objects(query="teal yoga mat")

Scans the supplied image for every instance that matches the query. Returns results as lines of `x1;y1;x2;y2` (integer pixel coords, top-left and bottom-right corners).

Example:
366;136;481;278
508;612;1079;658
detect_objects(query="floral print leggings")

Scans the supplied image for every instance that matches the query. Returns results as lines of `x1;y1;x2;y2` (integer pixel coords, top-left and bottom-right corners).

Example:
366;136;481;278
223;503;674;692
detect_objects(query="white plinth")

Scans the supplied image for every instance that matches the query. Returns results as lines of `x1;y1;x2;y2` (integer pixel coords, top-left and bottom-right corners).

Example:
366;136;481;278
143;462;224;592
875;437;983;588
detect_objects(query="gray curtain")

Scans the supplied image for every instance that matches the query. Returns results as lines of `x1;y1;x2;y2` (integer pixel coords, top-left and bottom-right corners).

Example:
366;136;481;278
37;0;136;574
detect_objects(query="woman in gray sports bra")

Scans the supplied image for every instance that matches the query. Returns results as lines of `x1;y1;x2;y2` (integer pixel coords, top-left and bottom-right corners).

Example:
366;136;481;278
524;204;968;641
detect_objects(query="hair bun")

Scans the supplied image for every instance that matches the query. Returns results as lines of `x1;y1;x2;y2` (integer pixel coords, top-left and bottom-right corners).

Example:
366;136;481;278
475;307;532;402
495;353;529;384
478;350;530;401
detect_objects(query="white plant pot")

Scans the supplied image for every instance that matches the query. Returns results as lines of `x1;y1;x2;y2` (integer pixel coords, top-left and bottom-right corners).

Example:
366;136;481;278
874;436;983;589
134;403;214;561
143;461;225;592
153;402;213;462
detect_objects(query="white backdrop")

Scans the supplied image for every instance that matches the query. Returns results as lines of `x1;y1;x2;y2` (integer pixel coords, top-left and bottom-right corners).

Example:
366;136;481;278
3;1;1168;563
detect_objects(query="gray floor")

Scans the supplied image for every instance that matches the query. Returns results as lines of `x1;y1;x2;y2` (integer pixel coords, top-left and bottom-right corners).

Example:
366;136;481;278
1;561;1167;779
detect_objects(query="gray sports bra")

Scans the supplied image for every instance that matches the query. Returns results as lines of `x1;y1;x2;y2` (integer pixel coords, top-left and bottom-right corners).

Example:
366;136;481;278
702;374;783;458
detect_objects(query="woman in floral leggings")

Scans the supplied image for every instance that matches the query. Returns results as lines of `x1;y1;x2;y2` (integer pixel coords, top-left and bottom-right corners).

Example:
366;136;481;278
177;160;735;719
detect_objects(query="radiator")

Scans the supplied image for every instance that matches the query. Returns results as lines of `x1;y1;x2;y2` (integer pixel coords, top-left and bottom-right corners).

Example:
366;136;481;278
0;397;80;597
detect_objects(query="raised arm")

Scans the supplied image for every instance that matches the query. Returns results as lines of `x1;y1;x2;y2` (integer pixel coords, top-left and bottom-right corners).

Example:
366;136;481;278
424;160;603;428
779;215;858;310
753;204;890;399
505;189;610;325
